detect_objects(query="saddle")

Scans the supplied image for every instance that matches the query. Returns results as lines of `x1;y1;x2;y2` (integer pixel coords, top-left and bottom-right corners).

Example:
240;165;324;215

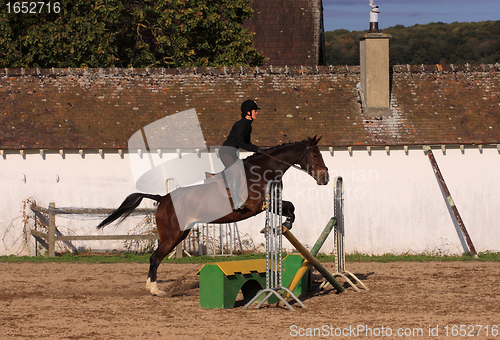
204;172;231;198
205;172;221;180
204;171;246;205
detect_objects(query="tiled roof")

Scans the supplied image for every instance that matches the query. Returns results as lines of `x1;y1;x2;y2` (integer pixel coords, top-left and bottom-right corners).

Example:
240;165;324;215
0;65;499;150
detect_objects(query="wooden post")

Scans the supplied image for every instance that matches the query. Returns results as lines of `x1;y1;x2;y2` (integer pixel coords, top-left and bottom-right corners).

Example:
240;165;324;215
175;244;183;258
48;202;56;257
425;146;478;256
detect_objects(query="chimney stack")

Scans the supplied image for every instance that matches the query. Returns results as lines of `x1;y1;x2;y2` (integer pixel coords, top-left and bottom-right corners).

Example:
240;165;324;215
359;1;391;117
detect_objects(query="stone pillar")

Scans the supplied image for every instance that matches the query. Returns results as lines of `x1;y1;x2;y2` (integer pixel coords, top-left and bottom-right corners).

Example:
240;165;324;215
359;33;391;117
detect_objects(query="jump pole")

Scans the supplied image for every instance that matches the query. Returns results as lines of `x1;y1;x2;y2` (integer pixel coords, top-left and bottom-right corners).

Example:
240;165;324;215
321;177;368;291
243;181;305;311
287;176;369;295
283;217;337;299
282;226;345;293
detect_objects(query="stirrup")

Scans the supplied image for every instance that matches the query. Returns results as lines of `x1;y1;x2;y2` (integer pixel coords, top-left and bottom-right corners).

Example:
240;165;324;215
232;202;248;211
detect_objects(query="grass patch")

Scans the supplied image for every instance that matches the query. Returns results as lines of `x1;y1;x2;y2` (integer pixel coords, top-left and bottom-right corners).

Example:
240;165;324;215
0;252;267;264
0;252;152;264
1;251;499;264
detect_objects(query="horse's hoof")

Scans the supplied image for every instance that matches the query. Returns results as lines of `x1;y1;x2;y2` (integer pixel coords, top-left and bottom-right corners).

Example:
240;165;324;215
284;220;293;230
151;290;167;297
149;281;166;296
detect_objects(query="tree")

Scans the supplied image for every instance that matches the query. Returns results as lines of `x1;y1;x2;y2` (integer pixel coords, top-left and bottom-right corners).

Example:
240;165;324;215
0;0;123;68
324;29;360;65
119;0;264;67
324;20;500;66
0;0;264;68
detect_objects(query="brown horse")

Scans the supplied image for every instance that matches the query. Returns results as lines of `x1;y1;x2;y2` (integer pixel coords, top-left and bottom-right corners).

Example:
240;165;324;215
97;136;329;296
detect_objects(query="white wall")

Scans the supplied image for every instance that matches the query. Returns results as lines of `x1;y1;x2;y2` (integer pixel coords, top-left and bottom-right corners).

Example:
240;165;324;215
0;150;153;255
275;145;500;256
1;145;499;256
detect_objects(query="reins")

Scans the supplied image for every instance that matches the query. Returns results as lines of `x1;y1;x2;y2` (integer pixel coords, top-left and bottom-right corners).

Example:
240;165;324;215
260;146;327;174
261;152;307;173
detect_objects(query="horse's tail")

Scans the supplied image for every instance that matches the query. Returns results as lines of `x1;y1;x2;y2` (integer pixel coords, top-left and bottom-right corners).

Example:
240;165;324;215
96;193;162;230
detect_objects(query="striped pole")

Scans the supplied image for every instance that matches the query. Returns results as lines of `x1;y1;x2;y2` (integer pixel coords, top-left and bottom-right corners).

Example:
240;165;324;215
283;226;344;293
284;217;337;297
425;146;477;256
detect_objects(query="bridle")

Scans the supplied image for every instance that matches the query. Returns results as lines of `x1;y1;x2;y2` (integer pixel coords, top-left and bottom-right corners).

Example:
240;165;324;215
261;145;328;175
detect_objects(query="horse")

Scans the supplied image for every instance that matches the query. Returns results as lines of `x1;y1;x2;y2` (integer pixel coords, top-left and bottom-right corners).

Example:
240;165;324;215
97;135;329;296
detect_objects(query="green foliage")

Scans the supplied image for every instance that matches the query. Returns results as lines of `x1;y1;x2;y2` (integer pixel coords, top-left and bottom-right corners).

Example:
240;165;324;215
0;0;264;68
0;0;123;68
324;21;500;66
2;251;500;264
324;29;360;65
0;252;268;263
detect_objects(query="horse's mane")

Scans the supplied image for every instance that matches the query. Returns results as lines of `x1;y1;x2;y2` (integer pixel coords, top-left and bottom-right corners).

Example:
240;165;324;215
243;138;310;162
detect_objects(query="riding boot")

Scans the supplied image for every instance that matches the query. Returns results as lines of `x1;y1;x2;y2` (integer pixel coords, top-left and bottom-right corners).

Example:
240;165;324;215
229;180;247;211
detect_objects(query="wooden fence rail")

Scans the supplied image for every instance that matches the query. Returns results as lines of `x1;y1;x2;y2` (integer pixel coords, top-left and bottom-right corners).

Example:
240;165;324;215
30;202;157;257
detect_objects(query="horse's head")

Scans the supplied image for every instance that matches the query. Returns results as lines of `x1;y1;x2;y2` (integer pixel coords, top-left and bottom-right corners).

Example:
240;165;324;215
298;136;329;185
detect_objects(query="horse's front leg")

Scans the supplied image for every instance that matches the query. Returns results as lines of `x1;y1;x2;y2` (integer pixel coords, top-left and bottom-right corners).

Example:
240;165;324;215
282;200;295;230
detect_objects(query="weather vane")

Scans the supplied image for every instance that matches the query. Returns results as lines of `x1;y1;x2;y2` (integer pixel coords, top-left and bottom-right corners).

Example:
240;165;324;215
369;0;380;33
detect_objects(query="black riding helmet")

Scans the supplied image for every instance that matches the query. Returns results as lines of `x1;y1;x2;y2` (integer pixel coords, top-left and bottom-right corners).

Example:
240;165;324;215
240;99;261;118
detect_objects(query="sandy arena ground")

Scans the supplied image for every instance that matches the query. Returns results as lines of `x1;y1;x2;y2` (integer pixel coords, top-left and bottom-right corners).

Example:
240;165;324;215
0;261;499;339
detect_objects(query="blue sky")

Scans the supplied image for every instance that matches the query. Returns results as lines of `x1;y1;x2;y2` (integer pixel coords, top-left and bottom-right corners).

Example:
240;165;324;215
323;0;500;32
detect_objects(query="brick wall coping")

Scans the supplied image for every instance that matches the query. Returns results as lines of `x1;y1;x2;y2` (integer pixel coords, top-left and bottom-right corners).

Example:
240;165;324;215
2;63;499;78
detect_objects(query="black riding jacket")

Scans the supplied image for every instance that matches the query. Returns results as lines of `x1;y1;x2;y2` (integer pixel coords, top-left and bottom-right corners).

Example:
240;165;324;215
222;118;259;153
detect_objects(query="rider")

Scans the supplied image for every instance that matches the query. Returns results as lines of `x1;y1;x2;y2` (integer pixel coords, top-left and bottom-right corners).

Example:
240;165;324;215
220;99;265;210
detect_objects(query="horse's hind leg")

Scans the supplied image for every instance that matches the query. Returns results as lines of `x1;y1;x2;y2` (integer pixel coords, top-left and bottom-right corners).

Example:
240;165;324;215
146;229;189;296
282;200;295;230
